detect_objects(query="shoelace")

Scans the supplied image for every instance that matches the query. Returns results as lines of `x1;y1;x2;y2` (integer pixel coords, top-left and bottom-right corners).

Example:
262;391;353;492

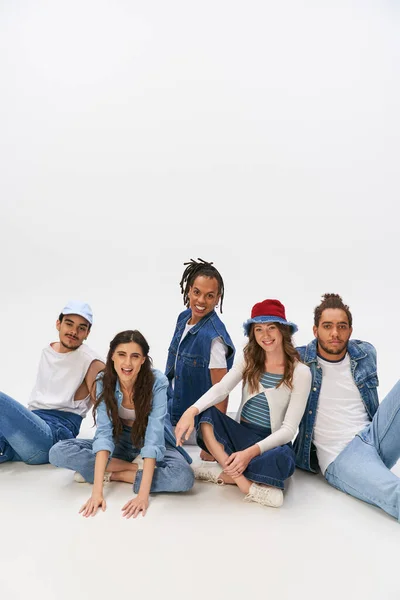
244;485;273;505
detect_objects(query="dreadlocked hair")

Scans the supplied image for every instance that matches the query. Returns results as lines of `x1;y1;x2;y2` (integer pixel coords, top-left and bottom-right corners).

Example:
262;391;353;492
92;330;154;448
242;323;300;393
314;293;352;327
179;257;225;313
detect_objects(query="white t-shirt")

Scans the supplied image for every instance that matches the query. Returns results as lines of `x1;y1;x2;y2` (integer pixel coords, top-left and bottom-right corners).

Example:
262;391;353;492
172;322;228;389
28;343;103;417
313;354;370;475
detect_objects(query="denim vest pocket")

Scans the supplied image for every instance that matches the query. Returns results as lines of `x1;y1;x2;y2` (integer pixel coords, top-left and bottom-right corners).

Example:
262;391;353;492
181;354;208;368
365;376;379;389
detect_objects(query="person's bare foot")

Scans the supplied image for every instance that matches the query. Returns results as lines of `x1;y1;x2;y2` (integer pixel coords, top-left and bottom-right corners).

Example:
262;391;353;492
110;465;138;484
200;449;216;462
218;472;236;485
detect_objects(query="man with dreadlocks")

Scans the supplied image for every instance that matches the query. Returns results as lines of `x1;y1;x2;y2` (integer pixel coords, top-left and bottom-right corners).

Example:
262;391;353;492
165;259;235;461
294;293;400;520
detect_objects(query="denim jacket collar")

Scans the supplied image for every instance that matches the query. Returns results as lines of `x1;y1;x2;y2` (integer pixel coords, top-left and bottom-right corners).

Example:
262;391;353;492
304;338;368;364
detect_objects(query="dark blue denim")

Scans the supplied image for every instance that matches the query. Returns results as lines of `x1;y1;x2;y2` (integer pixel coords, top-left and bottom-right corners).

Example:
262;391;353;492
197;406;295;490
165;309;235;425
294;339;379;473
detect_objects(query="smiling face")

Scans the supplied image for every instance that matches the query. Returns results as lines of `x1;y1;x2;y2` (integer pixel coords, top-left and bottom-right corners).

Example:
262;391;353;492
56;314;90;352
112;342;146;385
187;275;220;325
313;308;352;360
253;322;284;354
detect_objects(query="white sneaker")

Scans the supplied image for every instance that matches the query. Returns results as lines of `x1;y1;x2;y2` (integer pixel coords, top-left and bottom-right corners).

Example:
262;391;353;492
193;463;225;485
244;483;283;508
73;471;112;483
132;455;144;470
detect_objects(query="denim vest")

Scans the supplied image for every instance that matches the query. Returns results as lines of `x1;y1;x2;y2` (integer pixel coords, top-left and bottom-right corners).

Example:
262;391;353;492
293;339;379;473
165;308;235;425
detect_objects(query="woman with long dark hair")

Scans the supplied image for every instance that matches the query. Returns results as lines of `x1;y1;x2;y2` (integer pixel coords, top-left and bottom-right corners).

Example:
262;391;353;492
50;330;194;518
165;258;235;460
175;299;311;508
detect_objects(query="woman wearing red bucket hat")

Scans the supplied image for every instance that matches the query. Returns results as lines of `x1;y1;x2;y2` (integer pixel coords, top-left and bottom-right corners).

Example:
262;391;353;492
175;299;312;508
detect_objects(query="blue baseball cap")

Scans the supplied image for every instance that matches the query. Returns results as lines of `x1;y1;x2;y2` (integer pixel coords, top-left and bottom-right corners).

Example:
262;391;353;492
61;300;93;325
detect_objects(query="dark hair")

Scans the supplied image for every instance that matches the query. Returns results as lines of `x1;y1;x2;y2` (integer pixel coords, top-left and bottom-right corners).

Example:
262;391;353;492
92;330;154;447
242;323;300;393
58;313;92;331
314;293;352;328
179;258;225;312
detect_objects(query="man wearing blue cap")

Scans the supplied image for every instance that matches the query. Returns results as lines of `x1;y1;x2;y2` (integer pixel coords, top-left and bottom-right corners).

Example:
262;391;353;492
0;301;105;466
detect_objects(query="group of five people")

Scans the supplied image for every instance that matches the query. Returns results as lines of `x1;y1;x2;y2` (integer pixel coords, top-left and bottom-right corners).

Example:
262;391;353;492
1;258;399;521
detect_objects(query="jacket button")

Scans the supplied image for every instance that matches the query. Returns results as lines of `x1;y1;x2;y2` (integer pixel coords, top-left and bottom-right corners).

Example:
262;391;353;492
309;410;312;415
305;434;309;439
313;387;317;392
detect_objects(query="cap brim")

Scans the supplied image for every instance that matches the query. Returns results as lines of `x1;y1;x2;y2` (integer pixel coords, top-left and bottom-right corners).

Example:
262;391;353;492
243;316;298;336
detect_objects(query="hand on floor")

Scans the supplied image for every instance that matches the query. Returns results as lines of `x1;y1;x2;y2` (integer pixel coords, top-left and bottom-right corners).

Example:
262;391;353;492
121;494;149;518
79;493;106;517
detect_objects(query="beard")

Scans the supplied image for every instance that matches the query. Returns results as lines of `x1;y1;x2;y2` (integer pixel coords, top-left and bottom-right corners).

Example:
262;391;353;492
60;337;81;351
317;337;348;356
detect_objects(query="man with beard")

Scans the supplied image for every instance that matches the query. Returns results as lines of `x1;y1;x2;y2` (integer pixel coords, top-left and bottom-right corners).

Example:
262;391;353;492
294;293;400;520
0;300;104;466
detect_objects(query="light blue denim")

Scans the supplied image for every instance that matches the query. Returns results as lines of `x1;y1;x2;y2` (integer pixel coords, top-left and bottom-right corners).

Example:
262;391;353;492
325;380;400;520
93;369;167;459
49;426;194;493
0;392;81;464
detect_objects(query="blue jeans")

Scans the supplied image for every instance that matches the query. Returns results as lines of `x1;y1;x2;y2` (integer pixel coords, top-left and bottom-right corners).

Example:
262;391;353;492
197;407;295;489
0;392;55;464
0;392;81;464
325;380;400;520
49;427;194;494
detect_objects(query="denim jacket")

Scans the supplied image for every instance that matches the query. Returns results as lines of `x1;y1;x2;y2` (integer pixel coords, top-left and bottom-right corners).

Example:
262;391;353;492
294;339;379;473
165;308;235;425
92;369;191;464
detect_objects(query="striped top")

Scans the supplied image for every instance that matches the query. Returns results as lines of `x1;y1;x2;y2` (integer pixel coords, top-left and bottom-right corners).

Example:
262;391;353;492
240;372;283;430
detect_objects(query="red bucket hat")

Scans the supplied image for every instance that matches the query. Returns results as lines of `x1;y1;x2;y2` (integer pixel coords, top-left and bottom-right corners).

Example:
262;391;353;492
243;299;298;336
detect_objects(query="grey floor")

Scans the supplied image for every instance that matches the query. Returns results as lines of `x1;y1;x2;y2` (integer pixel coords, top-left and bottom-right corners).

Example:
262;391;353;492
1;421;399;600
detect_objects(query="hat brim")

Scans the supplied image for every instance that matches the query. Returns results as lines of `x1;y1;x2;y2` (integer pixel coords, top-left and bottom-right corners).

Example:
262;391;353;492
243;316;298;336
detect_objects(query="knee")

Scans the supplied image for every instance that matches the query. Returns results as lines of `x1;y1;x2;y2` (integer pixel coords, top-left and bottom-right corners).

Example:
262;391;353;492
49;441;71;468
0;391;10;408
175;464;195;492
276;448;296;479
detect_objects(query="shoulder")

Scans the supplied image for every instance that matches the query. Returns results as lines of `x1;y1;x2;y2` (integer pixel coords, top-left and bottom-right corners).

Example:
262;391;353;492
294;360;311;374
348;339;377;359
177;309;191;324
208;311;230;336
151;368;169;390
296;344;307;356
78;344;104;362
293;360;312;383
296;340;316;361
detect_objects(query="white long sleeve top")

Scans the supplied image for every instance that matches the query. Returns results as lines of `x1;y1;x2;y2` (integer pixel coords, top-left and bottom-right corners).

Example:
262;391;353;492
193;355;312;454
